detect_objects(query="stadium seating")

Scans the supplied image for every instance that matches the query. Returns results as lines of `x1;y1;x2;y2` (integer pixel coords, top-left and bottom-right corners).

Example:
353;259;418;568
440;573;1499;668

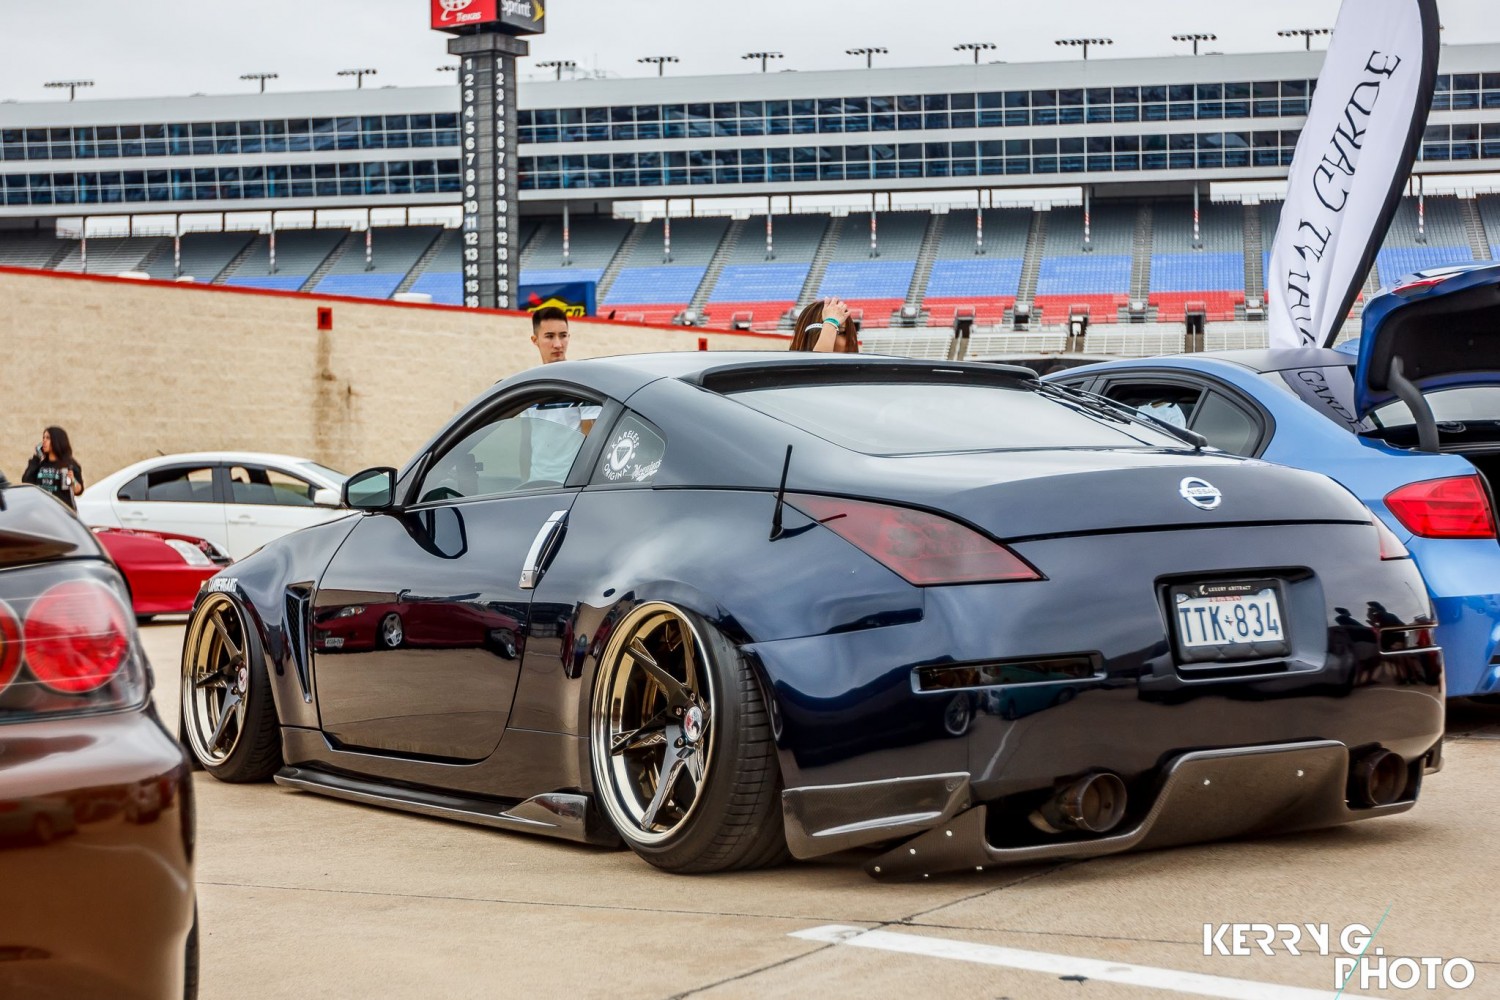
1147;201;1246;321
144;232;254;283
223;229;345;291
0;230;66;269
702;214;828;329
313;225;442;300
51;236;166;275
601;216;727;321
1480;195;1500;261
814;211;927;324
919;207;1029;326
518;214;632;285
1032;204;1133;324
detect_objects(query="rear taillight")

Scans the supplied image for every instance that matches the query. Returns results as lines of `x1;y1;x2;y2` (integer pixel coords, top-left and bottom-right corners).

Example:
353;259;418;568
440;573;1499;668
24;580;131;693
0;600;21;693
0;564;147;721
1385;476;1497;539
788;494;1041;585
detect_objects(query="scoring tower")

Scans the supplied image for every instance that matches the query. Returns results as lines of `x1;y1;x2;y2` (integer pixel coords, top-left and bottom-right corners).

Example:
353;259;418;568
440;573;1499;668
432;0;546;309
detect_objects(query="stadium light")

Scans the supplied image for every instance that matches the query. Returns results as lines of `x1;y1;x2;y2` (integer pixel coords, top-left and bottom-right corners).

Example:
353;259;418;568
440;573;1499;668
537;59;577;80
742;52;784;73
846;47;888;69
1277;28;1332;51
44;80;93;101
239;72;278;94
954;42;996;65
436;65;457;73
1170;33;1217;56
1054;38;1113;60
638;56;679;77
337;68;378;89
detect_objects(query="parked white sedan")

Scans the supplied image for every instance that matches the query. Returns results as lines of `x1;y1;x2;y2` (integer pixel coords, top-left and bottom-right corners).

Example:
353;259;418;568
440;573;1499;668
78;452;349;560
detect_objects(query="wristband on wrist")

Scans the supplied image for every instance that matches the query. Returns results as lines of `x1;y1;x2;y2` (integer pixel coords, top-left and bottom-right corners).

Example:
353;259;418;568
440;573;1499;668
822;316;842;326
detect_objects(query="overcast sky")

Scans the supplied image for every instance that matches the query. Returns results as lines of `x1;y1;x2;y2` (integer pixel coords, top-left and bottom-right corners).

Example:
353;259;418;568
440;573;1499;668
1;0;1494;103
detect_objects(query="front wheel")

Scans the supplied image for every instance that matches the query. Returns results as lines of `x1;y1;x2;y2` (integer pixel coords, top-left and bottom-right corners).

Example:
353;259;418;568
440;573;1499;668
590;602;787;873
181;595;282;782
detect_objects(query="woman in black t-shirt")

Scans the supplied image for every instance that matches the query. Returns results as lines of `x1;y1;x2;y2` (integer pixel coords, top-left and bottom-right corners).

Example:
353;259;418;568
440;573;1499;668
22;426;84;510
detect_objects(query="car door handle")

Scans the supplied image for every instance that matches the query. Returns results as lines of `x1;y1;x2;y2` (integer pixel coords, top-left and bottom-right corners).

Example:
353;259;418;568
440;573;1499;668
231;513;256;522
519;510;569;590
119;511;147;522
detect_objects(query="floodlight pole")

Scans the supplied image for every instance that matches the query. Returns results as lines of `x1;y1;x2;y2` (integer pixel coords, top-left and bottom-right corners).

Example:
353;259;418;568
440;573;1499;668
846;47;888;70
240;72;278;94
337;68;378;89
1170;33;1217;56
44;79;94;101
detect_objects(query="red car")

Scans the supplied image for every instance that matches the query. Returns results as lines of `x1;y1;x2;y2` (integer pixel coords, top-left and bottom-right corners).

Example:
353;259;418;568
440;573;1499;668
94;527;230;620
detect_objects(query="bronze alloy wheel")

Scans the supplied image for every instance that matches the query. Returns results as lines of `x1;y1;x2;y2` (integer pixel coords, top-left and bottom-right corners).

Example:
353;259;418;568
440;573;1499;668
181;593;281;782
591;603;717;846
182;595;253;768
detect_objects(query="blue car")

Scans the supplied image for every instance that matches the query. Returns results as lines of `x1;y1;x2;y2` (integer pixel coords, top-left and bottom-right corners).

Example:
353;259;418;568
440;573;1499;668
1048;262;1500;698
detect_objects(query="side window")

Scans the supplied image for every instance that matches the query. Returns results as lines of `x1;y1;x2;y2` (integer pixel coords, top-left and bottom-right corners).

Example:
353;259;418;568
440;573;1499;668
127;466;217;503
1190;392;1262;456
227;465;318;506
592;412;666;486
417;395;600;503
1103;381;1204;430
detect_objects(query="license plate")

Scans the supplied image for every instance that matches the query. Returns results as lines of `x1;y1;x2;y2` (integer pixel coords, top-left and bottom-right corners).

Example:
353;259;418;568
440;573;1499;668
1170;580;1289;663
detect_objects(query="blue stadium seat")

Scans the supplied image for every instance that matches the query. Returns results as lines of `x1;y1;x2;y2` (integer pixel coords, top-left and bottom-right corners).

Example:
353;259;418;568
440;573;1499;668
604;265;707;305
521;267;604;285
1035;254;1131;295
925;258;1023;298
225;275;307;292
1150;253;1244;293
409;272;462;305
818;260;915;299
710;263;809;302
1376;245;1472;283
314;273;405;299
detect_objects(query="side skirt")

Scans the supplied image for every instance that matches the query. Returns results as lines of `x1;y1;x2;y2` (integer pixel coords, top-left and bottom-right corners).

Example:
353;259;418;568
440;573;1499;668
274;765;622;847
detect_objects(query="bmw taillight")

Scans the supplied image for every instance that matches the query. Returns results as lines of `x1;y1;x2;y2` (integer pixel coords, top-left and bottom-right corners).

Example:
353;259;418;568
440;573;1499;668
1384;476;1497;540
0;563;148;721
788;494;1042;585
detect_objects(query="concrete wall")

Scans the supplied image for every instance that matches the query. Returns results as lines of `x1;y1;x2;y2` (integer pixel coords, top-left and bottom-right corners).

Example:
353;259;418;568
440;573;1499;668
0;267;784;483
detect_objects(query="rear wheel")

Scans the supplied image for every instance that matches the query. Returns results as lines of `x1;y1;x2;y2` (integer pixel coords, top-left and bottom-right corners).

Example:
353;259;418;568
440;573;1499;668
590;603;786;873
181;595;281;782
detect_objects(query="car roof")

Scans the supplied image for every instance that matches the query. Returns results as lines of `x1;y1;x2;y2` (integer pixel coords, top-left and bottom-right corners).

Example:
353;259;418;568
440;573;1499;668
1086;348;1354;376
89;452;341;489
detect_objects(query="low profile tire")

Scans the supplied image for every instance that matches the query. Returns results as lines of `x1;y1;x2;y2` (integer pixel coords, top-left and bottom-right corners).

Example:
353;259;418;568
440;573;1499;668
590;602;787;874
181;594;282;782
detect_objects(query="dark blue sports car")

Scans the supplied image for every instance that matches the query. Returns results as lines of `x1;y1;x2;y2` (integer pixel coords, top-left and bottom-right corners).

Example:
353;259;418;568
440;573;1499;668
1052;262;1500;700
180;353;1442;878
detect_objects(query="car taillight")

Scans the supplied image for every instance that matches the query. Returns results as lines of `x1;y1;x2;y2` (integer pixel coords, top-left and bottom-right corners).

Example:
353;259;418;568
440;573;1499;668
1385;476;1497;539
0;600;21;693
0;564;148;722
24;580;131;693
788;494;1042;585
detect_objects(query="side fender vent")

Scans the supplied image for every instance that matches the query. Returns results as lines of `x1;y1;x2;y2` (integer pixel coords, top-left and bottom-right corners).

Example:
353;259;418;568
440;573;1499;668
284;584;313;701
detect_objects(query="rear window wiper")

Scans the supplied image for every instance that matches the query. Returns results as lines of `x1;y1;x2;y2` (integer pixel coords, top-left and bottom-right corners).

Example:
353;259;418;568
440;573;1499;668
1034;381;1207;451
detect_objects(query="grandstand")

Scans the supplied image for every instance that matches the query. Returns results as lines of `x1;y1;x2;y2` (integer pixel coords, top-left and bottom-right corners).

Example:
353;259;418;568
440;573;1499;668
5;42;1500;345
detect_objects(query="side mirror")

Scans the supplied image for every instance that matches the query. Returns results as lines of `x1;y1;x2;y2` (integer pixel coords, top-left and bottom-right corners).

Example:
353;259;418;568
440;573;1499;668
312;487;341;508
342;468;398;512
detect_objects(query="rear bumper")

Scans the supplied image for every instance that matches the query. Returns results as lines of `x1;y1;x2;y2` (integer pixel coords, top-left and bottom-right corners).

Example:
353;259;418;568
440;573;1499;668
1409;535;1500;697
0;707;195;1000
750;523;1445;864
859;741;1421;879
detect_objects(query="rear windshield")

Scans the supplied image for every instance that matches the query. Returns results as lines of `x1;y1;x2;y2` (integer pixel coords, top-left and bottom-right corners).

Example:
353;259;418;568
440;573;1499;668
1372;386;1500;428
728;381;1183;455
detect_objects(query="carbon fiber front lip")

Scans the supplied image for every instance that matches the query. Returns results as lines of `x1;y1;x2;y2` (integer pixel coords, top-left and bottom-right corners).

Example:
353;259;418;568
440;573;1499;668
865;740;1419;879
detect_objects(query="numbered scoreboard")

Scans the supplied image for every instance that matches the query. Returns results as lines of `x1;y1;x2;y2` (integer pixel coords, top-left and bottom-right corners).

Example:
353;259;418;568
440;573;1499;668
433;1;545;310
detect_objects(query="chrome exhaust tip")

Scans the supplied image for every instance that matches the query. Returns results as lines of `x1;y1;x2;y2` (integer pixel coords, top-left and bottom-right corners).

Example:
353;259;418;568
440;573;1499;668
1350;748;1407;808
1030;772;1128;835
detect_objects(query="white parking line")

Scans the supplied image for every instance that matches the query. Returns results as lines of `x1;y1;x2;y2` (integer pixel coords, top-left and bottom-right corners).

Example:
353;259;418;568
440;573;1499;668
790;925;1374;1000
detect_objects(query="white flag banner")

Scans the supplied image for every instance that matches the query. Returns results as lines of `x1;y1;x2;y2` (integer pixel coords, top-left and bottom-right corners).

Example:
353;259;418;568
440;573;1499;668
1266;0;1439;349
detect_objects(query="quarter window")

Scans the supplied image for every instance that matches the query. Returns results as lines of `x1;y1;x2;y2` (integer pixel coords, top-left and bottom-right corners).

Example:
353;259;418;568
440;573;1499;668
417;395;601;503
118;465;217;503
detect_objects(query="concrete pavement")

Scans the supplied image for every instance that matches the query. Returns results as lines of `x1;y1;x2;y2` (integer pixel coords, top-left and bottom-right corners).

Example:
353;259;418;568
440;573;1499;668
141;621;1500;999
